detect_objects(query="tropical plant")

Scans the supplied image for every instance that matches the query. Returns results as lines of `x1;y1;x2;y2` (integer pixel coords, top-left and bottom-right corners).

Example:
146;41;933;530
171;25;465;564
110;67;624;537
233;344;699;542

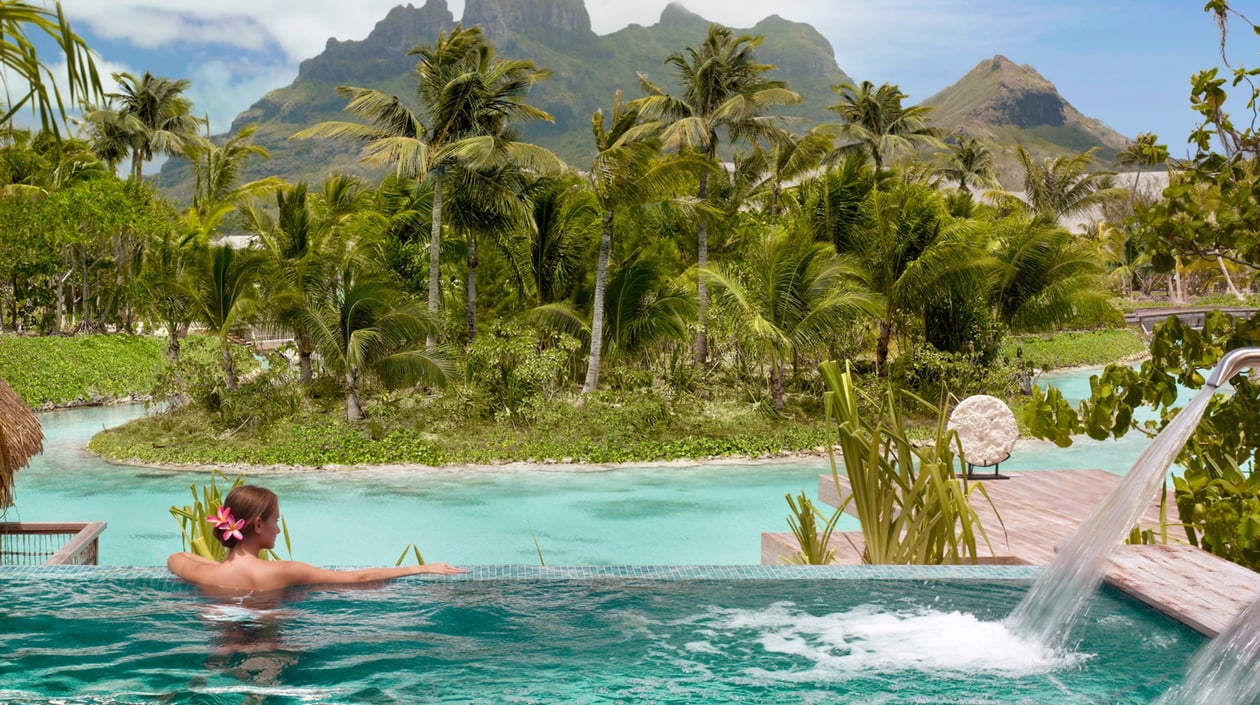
516;175;598;307
987;215;1110;332
937;135;1001;194
187;244;263;390
187;124;283;223
0;1;102;138
635;23;801;365
86;71;206;182
1115;131;1168;201
1022;312;1260;570
782;491;840;565
246;182;333;383
170;471;289;561
702;223;870;408
136;225;198;360
752;128;833;216
823;80;943;171
293;26;559;345
1003;146;1118;220
834;181;979;375
580;92;707;393
299;262;447;421
821;360;997;564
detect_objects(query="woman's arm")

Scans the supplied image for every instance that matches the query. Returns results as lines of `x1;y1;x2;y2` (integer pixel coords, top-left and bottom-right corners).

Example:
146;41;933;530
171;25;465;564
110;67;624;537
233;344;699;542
166;552;217;581
277;561;467;587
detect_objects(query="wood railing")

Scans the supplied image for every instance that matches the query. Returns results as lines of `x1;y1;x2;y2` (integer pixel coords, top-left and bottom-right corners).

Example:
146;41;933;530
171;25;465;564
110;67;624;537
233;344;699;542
0;522;106;565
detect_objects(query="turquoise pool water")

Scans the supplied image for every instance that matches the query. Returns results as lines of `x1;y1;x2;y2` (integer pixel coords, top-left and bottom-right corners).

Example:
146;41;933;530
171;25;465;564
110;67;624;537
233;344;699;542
4;366;1168;566
0;566;1202;704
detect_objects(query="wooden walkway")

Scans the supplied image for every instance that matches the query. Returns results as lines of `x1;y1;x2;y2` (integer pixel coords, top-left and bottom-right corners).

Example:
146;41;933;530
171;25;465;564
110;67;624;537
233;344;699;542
761;469;1260;636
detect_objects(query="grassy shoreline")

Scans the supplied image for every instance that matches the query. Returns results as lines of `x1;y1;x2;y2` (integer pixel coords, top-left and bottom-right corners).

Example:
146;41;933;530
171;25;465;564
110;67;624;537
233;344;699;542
5;328;1146;469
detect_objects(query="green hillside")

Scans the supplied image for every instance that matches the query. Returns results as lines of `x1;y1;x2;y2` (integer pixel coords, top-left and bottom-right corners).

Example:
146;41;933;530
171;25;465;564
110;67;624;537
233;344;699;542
154;4;1132;198
154;0;851;199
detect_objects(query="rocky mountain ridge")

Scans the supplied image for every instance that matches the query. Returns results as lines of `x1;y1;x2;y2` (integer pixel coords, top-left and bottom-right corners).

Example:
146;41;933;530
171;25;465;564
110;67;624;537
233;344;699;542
158;0;1129;195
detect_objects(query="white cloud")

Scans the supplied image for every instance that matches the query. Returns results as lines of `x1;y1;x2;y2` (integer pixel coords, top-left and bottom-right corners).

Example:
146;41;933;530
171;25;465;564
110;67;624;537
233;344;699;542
185;61;295;135
62;1;414;62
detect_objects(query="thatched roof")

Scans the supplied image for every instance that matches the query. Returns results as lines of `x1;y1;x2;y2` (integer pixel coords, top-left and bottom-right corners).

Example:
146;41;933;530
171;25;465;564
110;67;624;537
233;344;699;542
0;378;43;509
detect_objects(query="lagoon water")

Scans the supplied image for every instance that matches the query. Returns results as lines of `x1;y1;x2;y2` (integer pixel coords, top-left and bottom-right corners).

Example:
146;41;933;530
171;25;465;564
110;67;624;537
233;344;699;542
5;367;1166;566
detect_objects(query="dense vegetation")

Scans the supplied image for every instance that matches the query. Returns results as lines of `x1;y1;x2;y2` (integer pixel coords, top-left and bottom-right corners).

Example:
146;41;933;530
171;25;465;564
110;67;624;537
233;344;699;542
0;334;164;408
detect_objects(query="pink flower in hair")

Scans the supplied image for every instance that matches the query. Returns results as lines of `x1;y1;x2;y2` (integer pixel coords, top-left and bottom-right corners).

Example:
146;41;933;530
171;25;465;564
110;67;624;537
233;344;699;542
220;517;245;542
207;505;245;541
207;505;234;529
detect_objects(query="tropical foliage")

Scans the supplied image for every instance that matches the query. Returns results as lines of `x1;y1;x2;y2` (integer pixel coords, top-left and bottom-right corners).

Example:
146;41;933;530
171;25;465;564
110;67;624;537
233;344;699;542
821;360;997;564
0;16;1159;476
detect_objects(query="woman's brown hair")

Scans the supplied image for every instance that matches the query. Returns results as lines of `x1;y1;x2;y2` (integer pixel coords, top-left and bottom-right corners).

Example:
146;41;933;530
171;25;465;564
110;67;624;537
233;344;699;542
216;485;279;548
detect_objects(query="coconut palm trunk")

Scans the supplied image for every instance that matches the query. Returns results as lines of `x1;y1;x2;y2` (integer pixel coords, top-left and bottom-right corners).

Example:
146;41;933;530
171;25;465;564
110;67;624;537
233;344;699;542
770;356;786;409
582;212;614;394
466;231;478;344
221;337;238;390
345;368;363;421
695;170;710;366
297;333;314;384
427;167;444;349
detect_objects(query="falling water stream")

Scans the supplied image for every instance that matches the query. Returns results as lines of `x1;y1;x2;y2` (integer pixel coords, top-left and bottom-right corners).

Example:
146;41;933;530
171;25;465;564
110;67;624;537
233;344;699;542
1004;385;1216;649
1155;595;1260;705
1005;346;1260;704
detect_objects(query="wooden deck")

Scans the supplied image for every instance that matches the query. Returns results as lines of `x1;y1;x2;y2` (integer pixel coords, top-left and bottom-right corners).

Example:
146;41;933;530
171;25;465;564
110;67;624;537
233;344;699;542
761;469;1260;636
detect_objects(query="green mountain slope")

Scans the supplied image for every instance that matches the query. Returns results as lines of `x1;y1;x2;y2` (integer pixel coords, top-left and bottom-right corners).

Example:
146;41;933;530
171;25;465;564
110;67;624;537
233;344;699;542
155;0;850;198
154;5;1131;198
922;55;1130;185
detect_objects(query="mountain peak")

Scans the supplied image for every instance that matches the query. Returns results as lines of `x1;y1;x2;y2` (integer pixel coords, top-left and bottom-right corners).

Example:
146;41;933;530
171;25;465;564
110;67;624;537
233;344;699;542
923;55;1128;184
660;2;706;25
464;0;592;44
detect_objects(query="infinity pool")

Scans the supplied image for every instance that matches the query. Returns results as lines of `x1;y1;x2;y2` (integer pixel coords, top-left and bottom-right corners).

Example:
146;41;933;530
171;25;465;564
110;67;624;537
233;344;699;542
0;566;1201;704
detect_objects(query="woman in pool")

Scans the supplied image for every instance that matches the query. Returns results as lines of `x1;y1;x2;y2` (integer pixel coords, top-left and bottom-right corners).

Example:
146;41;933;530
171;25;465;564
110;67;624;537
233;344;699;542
167;484;466;591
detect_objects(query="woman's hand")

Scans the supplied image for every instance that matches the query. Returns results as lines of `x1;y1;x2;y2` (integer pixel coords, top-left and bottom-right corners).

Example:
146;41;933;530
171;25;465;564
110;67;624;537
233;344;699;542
419;562;468;574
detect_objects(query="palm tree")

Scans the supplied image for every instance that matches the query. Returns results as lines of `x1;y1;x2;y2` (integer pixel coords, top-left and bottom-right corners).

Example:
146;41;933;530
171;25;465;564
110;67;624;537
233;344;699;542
519;175;599;306
245;182;333;384
824;81;943;171
988;216;1109;331
137;225;197;361
1116;132;1168;201
0;1;102;138
188;124;283;223
635;23;801;365
1008;146;1117;219
88;71;205;182
292;26;559;345
187;244;263;390
754;128;833;216
443;160;532;343
837;182;979;376
299;263;447;421
702;225;870;408
937;135;1001;194
581;91;707;394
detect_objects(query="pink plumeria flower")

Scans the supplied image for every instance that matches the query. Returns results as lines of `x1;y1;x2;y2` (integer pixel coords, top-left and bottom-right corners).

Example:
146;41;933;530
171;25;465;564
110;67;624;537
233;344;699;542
220;517;245;542
207;505;235;530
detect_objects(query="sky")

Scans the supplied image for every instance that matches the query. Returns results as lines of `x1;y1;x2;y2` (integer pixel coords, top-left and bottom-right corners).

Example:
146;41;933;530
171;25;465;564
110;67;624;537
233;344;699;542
44;0;1260;160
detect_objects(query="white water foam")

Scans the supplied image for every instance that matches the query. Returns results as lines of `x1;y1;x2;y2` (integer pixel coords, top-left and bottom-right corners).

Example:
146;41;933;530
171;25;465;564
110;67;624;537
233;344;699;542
689;602;1085;682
